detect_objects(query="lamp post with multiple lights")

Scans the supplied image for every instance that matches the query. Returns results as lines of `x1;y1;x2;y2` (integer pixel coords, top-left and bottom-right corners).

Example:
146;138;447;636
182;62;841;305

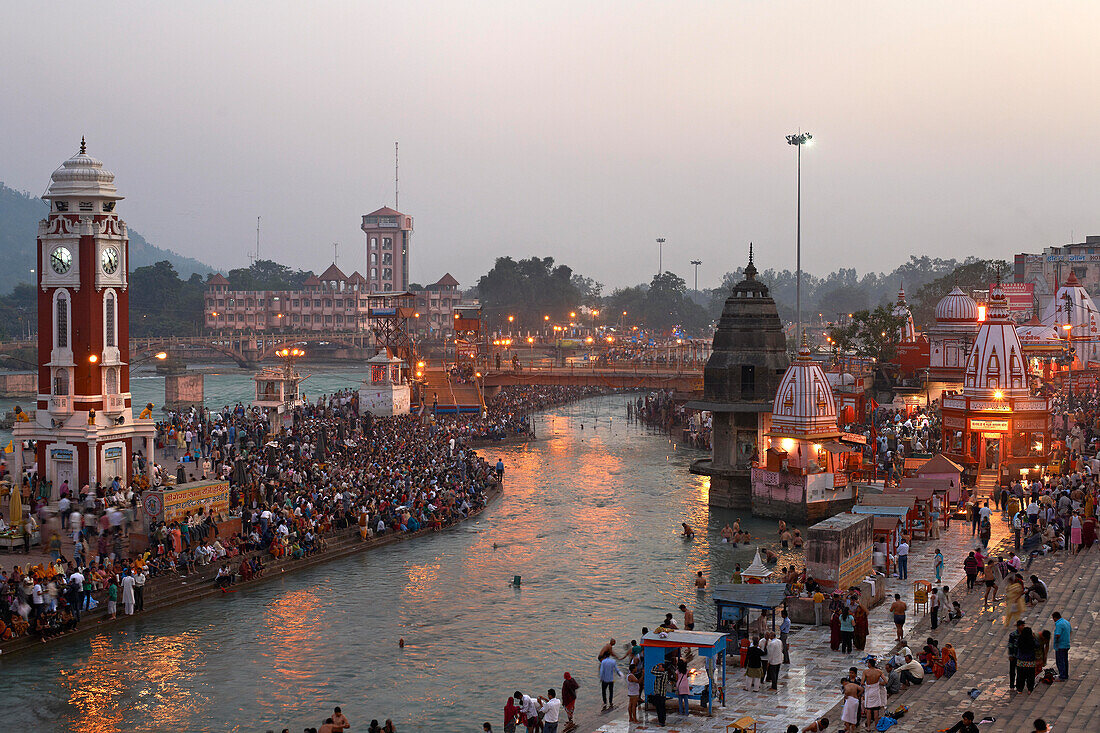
786;131;812;339
690;260;702;291
656;237;666;275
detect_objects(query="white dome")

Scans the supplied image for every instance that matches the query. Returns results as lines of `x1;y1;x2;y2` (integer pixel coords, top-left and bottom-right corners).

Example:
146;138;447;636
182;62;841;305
1040;271;1100;366
44;139;121;200
935;286;978;323
1016;323;1061;346
770;337;838;438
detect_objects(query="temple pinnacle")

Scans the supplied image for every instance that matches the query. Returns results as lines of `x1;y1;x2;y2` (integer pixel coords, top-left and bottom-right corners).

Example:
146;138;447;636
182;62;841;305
80;136;86;155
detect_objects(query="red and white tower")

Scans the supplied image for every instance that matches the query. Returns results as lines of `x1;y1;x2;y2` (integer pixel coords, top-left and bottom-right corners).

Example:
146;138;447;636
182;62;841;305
12;140;155;496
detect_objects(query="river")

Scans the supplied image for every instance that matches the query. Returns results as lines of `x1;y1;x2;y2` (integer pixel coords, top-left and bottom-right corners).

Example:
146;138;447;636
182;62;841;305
0;377;799;733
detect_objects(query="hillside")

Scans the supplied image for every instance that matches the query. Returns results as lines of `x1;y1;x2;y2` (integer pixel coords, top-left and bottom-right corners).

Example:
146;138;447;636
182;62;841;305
0;182;211;294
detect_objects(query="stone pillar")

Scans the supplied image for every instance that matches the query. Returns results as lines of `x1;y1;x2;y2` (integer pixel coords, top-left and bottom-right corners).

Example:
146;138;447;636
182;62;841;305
165;373;205;410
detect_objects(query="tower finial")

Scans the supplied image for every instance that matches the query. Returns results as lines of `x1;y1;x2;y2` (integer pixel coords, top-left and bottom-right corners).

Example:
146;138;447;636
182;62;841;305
743;242;757;279
80;136;86;154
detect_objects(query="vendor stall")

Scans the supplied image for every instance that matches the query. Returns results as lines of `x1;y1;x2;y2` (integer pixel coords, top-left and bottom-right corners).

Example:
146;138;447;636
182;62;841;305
643;630;728;716
855;494;918;535
712;583;788;641
872;516;902;574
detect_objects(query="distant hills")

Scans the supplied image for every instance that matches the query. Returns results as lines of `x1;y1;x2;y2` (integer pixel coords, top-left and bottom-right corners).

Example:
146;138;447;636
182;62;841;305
0;182;211;294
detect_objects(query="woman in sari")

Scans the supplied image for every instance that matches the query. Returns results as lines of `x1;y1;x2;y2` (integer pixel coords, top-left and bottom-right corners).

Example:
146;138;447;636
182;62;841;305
934;643;957;679
829;609;841;651
853;604;869;651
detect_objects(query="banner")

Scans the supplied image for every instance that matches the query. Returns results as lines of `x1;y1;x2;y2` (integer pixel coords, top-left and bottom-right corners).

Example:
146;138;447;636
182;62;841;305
144;480;230;524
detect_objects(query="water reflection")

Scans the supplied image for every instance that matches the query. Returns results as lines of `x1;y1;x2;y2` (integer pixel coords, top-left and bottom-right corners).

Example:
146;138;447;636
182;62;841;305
60;630;211;733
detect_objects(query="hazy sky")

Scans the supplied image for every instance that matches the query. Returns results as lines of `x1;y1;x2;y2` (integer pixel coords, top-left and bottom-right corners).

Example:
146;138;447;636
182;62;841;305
2;2;1098;290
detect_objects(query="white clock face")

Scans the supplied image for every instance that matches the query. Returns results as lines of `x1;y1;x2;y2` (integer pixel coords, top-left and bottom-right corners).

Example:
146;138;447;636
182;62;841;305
50;246;73;275
101;246;120;275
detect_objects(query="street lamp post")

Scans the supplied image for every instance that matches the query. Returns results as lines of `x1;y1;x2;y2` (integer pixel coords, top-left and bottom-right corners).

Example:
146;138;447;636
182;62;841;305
690;260;702;291
786;131;813;339
656;237;666;275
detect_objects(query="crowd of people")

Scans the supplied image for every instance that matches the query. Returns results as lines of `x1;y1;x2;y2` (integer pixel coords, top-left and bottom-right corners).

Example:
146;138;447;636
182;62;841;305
0;385;593;656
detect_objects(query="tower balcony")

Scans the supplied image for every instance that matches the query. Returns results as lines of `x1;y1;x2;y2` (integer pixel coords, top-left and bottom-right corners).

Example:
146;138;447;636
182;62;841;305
49;395;72;415
104;394;126;415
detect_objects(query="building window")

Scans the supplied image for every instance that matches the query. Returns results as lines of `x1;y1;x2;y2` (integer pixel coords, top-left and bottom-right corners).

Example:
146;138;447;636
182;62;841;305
53;369;69;396
323;299;332;308
335;299;343;307
383;237;392;250
79;201;94;212
382;253;392;265
105;293;116;347
54;201;69;212
292;299;300;307
313;299;321;307
370;253;378;265
370;267;378;279
371;237;378;249
384;283;392;292
56;296;68;348
382;268;392;280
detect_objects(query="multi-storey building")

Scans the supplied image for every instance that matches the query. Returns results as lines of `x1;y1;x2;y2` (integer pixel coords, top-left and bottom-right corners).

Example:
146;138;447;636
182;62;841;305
411;273;477;339
361;206;412;292
1015;235;1100;312
205;263;405;332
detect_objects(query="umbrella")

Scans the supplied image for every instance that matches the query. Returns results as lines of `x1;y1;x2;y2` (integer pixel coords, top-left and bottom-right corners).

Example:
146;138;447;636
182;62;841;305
8;482;22;530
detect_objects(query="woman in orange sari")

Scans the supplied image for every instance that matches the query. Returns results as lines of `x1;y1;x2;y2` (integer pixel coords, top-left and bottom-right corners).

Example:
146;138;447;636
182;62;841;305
933;643;957;678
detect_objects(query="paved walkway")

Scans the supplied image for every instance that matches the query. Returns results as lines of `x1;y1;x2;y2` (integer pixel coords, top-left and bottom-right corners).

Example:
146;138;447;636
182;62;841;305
589;514;1016;733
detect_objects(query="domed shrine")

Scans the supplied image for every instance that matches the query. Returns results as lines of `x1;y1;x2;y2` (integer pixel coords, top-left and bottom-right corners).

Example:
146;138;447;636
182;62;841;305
689;246;790;508
926;285;980;384
749;335;859;523
940;280;1051;483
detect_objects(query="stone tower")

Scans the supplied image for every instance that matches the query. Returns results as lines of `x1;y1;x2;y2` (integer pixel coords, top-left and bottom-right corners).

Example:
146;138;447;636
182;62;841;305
690;245;790;508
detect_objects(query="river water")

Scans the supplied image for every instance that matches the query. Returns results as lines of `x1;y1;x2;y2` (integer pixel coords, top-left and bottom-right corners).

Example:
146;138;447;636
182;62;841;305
1;374;799;733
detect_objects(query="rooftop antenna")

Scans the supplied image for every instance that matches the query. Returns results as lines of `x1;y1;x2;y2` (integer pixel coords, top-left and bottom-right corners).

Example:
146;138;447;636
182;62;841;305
249;216;261;265
395;141;399;210
333;242;339;266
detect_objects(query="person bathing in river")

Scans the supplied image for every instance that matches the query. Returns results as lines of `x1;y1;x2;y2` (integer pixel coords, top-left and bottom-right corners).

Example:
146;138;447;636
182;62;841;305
721;523;734;543
598;638;622;660
781;528;793;549
792;529;804;549
681;522;695;539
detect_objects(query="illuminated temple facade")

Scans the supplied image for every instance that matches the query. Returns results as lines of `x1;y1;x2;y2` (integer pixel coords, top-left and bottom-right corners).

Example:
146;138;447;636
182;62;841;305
750;336;858;523
940;280;1051;483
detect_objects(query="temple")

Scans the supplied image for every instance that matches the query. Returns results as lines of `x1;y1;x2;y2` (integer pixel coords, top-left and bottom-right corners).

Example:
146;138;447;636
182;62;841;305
750;334;859;522
940;279;1051;484
925;284;981;390
689;247;790;508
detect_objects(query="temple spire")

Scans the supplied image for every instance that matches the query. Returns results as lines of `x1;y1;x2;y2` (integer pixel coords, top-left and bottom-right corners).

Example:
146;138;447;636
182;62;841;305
744;242;757;279
79;135;86;154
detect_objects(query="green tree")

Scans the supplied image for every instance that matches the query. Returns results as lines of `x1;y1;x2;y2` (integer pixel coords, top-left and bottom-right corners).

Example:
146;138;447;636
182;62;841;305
477;256;584;327
226;259;313;291
129;260;205;336
827;305;907;363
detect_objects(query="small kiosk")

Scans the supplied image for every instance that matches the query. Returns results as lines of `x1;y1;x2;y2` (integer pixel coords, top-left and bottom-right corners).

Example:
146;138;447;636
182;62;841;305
359;350;411;417
712;583;788;639
252;349;307;431
642;630;727;716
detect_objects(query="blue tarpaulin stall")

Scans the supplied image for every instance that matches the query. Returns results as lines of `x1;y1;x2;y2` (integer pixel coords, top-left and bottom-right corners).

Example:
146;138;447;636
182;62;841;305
711;583;788;637
642;630;727;716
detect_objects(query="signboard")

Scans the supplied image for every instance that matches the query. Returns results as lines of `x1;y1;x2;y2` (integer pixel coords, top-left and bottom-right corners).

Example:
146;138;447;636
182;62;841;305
967;401;1012;412
1014;417;1049;430
143;480;230;524
991;282;1034;316
969;418;1009;432
943;416;965;429
1015;399;1049;411
904;457;931;470
104;446;123;459
51;449;73;460
841;432;868;445
1044;253;1100;263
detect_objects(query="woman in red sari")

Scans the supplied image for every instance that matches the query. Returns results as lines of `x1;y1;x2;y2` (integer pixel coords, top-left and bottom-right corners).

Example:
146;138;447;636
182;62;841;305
853;604;869;650
829;610;841;651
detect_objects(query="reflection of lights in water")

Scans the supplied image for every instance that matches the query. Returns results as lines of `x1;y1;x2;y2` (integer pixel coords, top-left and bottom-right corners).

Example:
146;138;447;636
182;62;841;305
404;561;443;604
60;631;210;733
265;589;324;685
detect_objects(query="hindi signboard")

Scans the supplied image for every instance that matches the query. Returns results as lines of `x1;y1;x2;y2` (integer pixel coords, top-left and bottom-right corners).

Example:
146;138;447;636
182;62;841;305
143;480;230;524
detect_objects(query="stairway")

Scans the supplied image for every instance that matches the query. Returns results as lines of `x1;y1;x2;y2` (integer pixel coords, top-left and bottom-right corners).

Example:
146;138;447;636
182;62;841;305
975;470;1000;501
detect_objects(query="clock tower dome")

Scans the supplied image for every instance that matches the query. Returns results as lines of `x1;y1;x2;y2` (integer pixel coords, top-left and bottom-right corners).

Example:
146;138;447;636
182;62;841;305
12;140;155;495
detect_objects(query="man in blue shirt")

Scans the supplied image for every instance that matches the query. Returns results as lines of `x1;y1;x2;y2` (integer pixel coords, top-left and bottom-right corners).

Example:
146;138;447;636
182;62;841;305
780;609;792;663
1052;612;1071;680
598;654;622;710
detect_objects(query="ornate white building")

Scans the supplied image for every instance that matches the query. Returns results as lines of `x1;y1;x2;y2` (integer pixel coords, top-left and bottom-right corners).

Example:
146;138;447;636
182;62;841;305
751;335;856;522
1039;271;1100;367
926;285;981;383
893;285;916;342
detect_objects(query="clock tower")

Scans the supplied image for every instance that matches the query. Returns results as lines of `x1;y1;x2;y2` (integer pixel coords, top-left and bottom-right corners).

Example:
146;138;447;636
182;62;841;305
12;140;155;496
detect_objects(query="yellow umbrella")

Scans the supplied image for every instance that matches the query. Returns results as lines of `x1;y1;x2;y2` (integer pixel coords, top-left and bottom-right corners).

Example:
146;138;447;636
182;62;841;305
8;482;22;530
